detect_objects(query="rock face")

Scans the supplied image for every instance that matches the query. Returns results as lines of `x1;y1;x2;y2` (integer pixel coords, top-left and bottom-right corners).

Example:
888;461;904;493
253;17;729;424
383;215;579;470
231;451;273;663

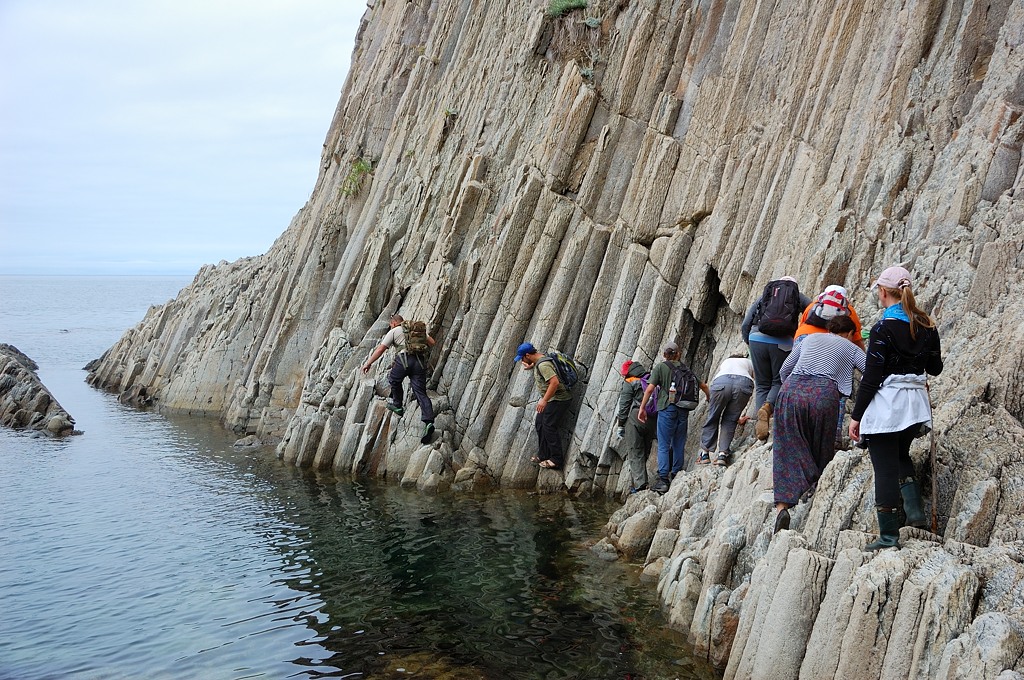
85;0;1024;676
597;443;1024;678
1;344;76;435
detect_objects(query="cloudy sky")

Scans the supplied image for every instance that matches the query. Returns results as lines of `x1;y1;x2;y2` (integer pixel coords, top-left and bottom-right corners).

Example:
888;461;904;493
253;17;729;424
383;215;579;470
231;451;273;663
0;1;364;275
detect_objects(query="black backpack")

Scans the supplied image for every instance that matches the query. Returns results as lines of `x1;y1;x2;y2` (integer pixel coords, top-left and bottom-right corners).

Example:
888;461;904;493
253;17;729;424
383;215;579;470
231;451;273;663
667;361;699;409
755;279;801;337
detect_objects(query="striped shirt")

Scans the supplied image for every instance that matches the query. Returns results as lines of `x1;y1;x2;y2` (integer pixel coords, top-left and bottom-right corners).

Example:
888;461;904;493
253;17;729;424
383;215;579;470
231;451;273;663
780;333;866;396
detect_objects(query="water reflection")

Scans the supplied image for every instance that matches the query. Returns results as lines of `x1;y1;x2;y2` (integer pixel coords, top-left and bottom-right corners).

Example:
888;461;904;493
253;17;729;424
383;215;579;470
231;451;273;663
2;399;716;679
242;462;716;679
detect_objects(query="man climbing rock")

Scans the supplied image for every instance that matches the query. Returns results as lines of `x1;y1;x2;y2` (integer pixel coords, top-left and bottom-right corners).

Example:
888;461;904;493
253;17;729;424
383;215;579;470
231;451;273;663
362;314;437;443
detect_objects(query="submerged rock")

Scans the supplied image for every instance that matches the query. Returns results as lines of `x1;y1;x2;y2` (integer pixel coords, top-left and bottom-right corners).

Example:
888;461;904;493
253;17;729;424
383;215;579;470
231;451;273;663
0;344;77;436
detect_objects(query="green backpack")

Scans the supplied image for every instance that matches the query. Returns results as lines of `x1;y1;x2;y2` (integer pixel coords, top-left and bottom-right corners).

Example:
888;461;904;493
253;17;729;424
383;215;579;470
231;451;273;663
402;321;429;355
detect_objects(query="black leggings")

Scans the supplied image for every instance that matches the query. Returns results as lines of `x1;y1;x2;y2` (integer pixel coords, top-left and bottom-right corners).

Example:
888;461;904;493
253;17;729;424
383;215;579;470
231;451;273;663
866;423;920;508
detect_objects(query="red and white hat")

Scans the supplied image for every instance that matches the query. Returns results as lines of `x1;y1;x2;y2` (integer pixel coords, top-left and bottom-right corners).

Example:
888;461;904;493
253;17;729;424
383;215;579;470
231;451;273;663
815;285;849;320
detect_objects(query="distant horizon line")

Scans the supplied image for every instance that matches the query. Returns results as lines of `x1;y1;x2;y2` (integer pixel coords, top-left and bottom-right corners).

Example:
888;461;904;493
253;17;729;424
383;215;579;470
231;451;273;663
0;273;197;277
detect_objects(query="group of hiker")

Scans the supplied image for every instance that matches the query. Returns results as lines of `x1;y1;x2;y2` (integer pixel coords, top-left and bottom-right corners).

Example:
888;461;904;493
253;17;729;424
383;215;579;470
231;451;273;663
752;266;942;552
363;264;943;551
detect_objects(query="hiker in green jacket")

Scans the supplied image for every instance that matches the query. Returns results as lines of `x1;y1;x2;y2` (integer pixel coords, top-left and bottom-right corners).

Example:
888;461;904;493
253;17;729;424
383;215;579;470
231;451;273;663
615;360;657;493
362;315;436;441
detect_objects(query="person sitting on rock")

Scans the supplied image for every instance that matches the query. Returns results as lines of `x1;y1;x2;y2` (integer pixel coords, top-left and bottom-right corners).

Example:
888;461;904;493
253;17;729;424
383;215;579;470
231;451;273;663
794;284;865;349
514;342;573;470
772;315;865;534
614;359;657;492
362;314;436;442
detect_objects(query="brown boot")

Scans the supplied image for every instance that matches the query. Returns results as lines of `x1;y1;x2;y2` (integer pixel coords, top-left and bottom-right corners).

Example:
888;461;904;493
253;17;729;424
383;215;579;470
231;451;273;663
756;403;773;441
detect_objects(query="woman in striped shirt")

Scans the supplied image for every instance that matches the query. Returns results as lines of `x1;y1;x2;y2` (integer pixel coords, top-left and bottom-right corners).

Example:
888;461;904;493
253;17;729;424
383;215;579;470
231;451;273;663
772;315;866;533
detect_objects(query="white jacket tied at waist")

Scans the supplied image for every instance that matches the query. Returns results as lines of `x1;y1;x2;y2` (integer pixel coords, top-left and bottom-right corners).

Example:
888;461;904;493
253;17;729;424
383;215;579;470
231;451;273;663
860;373;932;435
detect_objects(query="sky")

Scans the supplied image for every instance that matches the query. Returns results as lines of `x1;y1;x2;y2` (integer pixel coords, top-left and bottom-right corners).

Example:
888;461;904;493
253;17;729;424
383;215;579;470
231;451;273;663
0;1;365;275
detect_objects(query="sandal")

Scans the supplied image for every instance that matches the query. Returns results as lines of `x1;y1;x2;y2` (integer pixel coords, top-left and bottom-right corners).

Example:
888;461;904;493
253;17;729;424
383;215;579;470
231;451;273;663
538;459;560;469
530;456;540;463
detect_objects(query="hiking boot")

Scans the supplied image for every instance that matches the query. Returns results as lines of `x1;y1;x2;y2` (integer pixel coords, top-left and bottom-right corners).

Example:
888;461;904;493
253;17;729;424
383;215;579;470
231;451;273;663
629;483;649;494
900;478;927;529
755;403;773;441
421;422;436;444
697;449;712;465
714;451;731;467
385;401;405;416
773;507;790;534
866;508;901;551
650;477;669;494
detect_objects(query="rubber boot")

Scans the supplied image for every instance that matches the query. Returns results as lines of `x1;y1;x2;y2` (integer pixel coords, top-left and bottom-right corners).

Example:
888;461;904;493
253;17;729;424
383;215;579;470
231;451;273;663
900;477;928;529
755;402;773;441
865;508;901;551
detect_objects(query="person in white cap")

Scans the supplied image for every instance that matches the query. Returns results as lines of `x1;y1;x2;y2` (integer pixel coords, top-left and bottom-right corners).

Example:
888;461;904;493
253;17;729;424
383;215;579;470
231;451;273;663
849;266;943;550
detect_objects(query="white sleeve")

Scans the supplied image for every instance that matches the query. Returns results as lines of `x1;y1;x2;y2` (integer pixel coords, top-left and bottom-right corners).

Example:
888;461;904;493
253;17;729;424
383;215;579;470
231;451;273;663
379;327;401;348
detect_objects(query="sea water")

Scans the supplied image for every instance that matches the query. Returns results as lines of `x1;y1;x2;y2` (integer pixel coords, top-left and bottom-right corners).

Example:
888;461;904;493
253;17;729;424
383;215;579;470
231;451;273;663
0;276;717;680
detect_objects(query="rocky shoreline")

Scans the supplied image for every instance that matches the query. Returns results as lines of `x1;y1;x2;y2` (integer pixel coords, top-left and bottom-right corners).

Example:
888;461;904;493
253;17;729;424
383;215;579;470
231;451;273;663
596;436;1024;677
0;344;76;436
84;1;1024;677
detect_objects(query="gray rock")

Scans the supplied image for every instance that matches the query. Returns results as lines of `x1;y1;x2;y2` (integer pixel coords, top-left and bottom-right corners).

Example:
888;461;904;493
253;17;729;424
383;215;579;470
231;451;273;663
80;1;1024;676
0;345;76;437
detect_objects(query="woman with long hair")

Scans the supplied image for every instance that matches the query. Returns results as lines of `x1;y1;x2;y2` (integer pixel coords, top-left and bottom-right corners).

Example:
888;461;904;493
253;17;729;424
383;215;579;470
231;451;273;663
849;266;943;550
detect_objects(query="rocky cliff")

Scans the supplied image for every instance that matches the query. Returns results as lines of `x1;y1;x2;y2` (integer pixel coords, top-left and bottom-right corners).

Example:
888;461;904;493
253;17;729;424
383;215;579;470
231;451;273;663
1;344;76;435
87;0;1024;676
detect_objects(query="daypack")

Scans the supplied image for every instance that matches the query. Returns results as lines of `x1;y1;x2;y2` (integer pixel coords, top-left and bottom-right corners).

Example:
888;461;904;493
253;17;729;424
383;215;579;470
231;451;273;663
667;361;700;409
537;350;583;391
639;373;659;415
805;290;850;329
755;279;801;337
401;320;430;355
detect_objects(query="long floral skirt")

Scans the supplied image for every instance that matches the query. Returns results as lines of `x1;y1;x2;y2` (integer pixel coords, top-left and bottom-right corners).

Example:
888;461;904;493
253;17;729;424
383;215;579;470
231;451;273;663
773;375;842;506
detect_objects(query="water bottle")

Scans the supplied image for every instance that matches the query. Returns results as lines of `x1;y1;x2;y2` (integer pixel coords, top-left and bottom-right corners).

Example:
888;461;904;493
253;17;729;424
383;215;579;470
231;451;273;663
668;381;677;404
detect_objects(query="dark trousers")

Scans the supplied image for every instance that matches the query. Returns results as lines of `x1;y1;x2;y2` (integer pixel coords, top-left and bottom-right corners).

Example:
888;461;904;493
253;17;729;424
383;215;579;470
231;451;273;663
622;407;657;488
388;353;434;422
866;423;919;508
535;399;570;466
749;340;790;410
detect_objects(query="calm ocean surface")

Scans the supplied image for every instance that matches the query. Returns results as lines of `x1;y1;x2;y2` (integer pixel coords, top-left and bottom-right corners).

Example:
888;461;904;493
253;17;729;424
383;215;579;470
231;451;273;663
0;276;715;680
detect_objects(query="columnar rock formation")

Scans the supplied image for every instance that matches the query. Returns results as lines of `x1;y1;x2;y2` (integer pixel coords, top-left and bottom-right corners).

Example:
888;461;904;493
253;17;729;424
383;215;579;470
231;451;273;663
1;344;76;435
86;1;1024;676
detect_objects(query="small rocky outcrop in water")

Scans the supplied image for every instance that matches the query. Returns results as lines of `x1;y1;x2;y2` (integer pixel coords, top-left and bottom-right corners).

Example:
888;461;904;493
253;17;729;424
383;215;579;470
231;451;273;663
0;344;77;436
